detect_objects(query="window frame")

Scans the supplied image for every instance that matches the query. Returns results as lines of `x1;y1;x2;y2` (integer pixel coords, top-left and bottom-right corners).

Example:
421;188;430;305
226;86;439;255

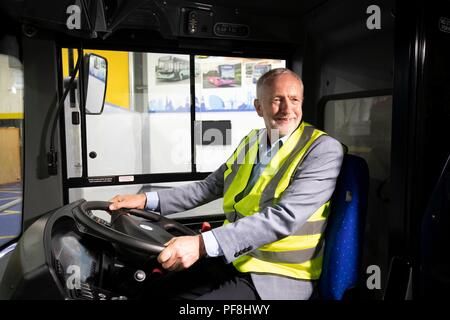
0;52;24;248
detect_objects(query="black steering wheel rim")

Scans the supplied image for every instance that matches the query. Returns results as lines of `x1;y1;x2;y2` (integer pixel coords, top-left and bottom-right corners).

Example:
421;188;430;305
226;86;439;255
72;200;196;255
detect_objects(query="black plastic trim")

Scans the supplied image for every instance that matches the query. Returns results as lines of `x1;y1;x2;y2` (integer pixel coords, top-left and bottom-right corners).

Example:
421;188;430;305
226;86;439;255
66;172;210;189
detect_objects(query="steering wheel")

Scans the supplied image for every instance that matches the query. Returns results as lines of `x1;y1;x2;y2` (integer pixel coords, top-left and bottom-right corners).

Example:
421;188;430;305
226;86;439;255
72;200;197;255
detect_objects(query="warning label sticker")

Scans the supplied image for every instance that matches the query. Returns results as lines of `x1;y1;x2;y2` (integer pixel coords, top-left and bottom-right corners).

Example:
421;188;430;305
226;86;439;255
88;177;113;184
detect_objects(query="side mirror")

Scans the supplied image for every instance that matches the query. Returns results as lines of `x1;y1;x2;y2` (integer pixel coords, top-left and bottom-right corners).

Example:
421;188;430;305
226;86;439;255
84;53;107;114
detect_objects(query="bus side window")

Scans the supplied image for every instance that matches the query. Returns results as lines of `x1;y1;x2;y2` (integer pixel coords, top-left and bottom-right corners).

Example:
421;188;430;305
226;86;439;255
324;94;393;294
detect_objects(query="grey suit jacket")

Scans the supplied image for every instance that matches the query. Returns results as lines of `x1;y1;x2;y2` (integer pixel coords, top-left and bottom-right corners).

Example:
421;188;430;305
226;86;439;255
157;133;344;300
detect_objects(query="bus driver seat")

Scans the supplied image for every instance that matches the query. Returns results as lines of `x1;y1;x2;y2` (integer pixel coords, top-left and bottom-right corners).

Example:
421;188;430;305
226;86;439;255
318;151;369;300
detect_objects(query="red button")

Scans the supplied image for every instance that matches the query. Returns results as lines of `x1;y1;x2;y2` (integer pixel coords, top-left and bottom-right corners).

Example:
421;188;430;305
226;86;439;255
201;222;212;233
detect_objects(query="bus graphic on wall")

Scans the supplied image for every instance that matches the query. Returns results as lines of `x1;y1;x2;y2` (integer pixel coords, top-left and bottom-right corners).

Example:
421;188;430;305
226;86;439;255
252;62;271;83
156;55;190;81
207;64;237;87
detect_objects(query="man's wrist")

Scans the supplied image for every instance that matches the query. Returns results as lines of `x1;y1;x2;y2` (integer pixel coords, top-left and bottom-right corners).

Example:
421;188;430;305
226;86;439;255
201;231;223;257
144;192;160;211
198;234;206;258
142;193;147;210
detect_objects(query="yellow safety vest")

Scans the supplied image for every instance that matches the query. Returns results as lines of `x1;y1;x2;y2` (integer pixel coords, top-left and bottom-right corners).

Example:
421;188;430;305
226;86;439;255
223;122;330;280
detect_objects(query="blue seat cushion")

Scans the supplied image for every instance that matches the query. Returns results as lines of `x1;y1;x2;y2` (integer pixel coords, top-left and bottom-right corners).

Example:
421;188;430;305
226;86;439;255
318;154;369;300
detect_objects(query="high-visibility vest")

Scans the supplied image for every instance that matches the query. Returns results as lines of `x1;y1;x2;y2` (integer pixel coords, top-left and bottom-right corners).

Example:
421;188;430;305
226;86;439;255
223;122;330;280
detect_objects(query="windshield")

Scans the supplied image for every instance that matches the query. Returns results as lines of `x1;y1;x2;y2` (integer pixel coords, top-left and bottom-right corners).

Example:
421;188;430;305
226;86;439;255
0;53;23;248
62;50;285;215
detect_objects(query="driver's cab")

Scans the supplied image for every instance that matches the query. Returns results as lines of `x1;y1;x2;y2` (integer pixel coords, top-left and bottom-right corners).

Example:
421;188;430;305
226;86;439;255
0;0;293;299
1;0;449;301
0;44;289;299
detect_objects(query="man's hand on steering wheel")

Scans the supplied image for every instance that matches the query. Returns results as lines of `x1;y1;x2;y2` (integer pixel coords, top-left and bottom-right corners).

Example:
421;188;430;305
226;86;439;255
158;235;207;272
109;194;147;211
74;201;198;256
107;195;207;272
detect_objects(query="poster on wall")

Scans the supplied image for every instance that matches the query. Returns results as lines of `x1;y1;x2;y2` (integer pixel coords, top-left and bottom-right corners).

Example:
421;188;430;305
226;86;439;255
154;55;200;84
147;53;191;112
202;63;242;88
195;56;285;112
147;54;285;113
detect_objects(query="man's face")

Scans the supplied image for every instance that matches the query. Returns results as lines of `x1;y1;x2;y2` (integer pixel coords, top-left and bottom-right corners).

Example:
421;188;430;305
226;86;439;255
254;73;303;140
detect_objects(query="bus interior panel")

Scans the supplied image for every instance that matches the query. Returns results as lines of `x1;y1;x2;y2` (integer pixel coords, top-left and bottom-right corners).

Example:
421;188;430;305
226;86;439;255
0;0;449;301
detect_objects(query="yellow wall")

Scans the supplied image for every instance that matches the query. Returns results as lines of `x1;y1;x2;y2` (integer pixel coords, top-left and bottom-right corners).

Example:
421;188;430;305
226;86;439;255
0;55;24;119
0;127;21;184
62;49;130;109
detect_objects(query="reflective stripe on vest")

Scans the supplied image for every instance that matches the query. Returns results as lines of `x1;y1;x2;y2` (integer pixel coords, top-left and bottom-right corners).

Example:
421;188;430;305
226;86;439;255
222;122;330;280
223;129;260;213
